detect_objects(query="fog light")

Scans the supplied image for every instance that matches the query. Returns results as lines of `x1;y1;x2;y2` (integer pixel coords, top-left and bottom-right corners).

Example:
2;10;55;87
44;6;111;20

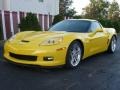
43;57;54;61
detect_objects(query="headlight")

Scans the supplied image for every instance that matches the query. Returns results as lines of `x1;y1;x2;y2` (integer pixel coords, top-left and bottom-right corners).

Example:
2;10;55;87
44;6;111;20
9;35;16;42
40;37;63;46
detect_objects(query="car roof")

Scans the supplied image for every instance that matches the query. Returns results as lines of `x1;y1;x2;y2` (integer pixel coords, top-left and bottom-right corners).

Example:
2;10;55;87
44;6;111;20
67;19;97;22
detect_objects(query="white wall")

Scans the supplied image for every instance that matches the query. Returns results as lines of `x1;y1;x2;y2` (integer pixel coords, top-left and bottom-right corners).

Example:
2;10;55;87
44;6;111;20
9;0;59;15
0;0;3;9
0;0;59;15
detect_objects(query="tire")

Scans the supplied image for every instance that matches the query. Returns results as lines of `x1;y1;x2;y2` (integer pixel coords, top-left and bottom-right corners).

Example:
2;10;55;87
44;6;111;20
65;41;82;68
108;36;117;53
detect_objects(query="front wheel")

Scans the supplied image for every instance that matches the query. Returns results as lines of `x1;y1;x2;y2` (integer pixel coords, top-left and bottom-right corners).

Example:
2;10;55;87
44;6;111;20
65;41;82;68
108;36;117;53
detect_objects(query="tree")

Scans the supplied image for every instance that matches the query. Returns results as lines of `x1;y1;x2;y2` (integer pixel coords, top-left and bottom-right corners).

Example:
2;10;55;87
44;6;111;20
82;0;120;33
19;13;41;31
52;14;64;25
82;0;109;20
66;8;76;17
59;0;76;17
111;11;120;21
108;0;120;20
73;15;82;19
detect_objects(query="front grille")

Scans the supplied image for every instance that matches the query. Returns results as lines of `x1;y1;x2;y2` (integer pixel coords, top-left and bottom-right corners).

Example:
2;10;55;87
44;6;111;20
9;52;37;61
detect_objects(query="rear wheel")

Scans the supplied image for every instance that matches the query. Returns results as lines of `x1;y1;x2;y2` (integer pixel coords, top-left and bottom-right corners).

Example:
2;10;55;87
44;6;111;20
65;41;82;68
108;36;117;53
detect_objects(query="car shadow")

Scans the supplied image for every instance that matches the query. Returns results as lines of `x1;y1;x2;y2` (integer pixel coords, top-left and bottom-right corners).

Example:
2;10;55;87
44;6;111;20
0;53;109;70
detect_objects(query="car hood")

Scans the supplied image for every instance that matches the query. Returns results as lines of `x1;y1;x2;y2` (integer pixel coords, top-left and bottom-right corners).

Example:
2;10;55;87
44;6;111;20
9;31;68;43
8;31;86;47
15;31;68;41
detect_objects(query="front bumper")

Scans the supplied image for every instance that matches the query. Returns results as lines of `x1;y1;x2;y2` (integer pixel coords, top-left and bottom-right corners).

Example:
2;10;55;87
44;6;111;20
4;43;67;67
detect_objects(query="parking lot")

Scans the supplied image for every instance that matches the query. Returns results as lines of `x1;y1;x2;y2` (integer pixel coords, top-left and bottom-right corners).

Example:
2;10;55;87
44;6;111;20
0;36;120;90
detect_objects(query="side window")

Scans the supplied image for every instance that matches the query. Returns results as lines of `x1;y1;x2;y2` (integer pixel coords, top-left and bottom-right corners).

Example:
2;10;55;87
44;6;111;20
89;22;102;32
89;22;96;32
95;22;102;30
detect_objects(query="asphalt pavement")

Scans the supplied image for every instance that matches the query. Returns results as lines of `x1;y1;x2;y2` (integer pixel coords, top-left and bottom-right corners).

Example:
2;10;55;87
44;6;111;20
0;36;120;90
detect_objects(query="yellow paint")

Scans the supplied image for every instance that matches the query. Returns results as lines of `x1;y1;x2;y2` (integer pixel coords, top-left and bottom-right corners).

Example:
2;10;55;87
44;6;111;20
4;27;117;67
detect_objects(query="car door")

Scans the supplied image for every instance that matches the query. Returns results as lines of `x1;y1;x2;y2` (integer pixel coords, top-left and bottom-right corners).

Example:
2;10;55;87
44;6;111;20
87;22;108;55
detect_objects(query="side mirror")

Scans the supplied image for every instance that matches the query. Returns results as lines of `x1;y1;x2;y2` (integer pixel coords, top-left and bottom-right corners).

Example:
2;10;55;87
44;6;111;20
89;29;103;37
96;29;103;32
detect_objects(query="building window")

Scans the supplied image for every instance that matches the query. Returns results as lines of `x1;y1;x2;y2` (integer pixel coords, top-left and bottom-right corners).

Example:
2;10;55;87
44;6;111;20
38;0;44;2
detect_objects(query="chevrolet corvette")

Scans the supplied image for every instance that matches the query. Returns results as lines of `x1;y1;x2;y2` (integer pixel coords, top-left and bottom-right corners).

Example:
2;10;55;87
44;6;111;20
4;19;117;68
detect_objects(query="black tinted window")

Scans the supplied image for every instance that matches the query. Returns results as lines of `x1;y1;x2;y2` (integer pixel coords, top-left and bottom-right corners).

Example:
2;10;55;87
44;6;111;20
49;20;91;33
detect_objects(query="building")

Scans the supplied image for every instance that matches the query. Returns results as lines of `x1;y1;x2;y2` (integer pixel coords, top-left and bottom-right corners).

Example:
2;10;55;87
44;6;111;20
1;0;59;15
0;0;59;40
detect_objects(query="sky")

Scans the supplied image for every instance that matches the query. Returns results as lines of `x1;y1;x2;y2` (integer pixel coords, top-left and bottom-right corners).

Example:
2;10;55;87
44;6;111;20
72;0;120;15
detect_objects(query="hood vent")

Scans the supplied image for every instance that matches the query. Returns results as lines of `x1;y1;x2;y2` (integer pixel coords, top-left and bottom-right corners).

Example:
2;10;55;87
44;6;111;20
21;40;30;43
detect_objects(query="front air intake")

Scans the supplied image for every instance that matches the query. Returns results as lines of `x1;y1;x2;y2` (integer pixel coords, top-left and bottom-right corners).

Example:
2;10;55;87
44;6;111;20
9;52;37;61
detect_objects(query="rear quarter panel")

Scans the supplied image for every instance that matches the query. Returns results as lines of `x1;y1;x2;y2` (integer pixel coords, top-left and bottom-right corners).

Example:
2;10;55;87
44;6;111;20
104;28;117;40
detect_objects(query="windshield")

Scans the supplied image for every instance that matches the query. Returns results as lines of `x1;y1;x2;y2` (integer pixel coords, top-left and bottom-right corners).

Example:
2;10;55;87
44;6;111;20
49;20;91;32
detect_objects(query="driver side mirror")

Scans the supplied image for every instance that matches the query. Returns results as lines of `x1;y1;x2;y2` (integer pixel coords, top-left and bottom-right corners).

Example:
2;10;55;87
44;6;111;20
89;29;103;37
96;29;103;32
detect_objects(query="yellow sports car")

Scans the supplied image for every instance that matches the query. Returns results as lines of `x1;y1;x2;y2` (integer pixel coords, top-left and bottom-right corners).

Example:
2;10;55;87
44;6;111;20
4;19;117;68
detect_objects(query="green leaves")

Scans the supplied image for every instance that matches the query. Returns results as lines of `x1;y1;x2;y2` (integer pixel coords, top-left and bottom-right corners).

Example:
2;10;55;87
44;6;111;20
52;14;64;25
108;0;120;20
19;13;41;31
83;0;120;33
99;19;120;33
59;0;76;17
83;0;109;19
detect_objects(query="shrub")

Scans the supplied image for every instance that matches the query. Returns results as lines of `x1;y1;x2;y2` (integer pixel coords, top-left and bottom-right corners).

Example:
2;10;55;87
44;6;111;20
19;13;41;31
99;19;120;33
73;15;82;19
52;14;64;25
112;20;120;33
